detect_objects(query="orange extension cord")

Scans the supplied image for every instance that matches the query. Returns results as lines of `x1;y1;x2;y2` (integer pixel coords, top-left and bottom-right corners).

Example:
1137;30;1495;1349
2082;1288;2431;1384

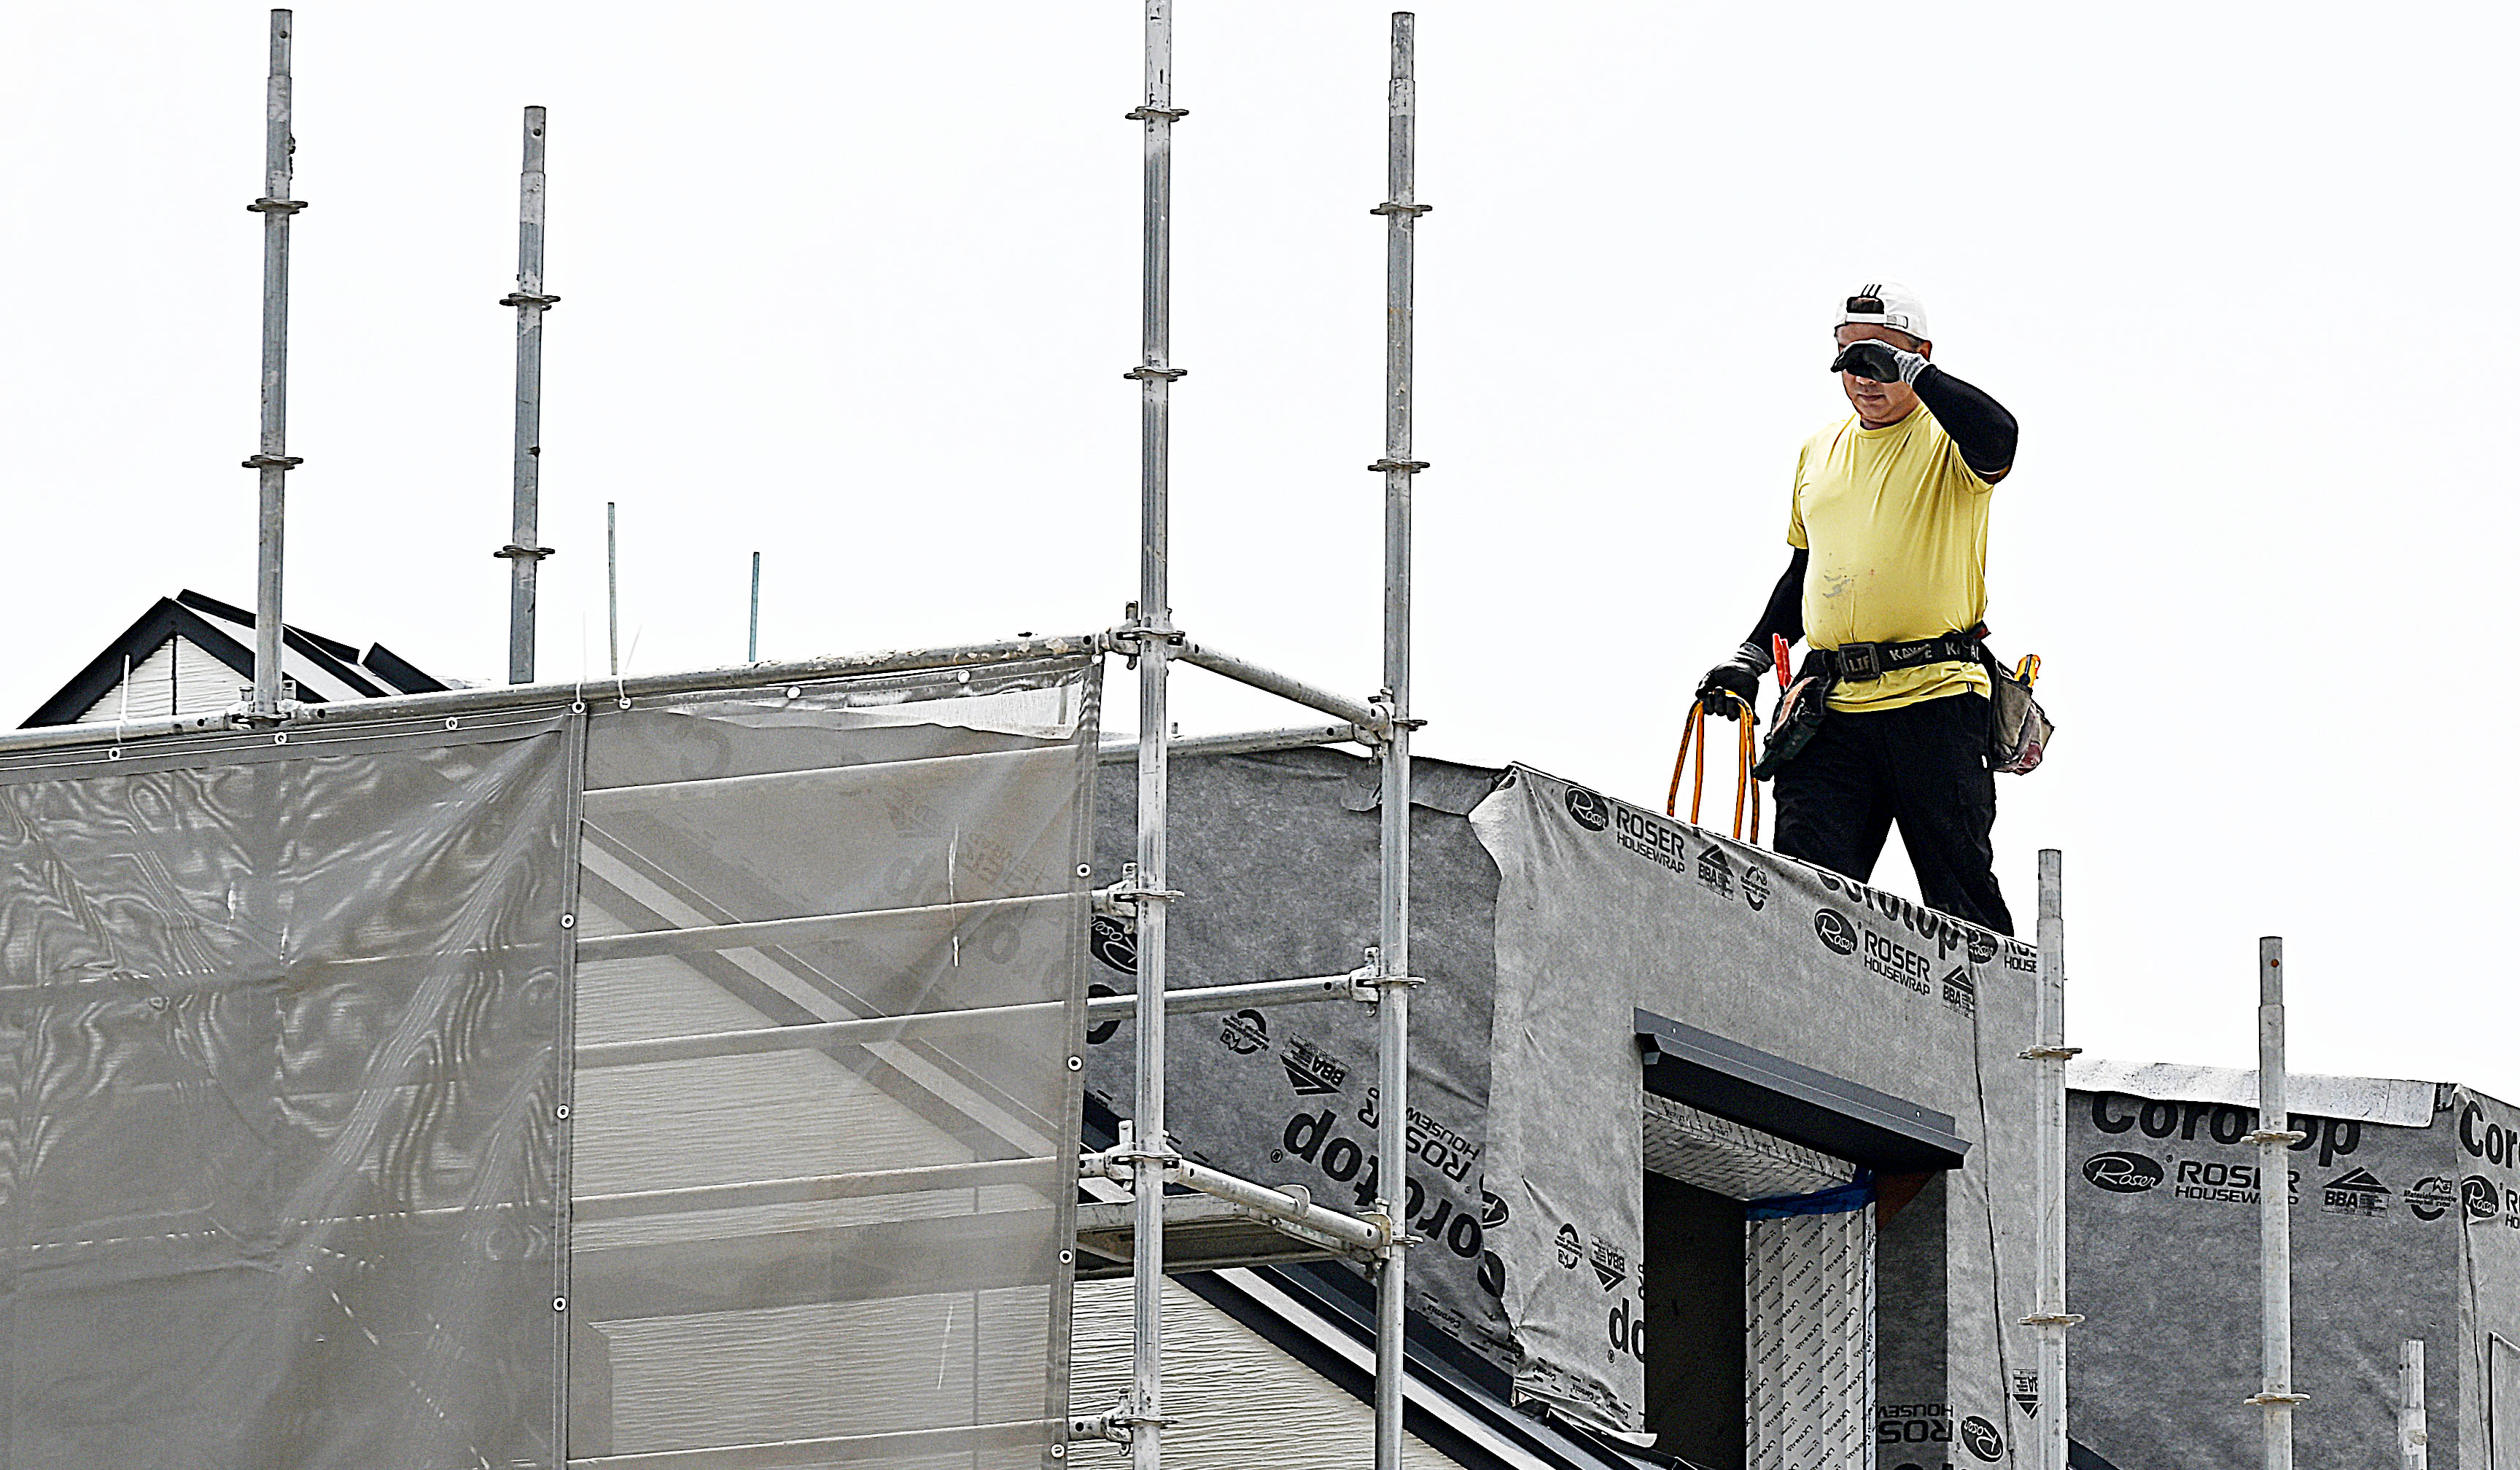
1665;698;1761;844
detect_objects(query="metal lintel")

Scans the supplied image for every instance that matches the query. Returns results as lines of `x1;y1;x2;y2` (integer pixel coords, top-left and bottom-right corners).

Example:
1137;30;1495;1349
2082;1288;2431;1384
1635;1008;1969;1173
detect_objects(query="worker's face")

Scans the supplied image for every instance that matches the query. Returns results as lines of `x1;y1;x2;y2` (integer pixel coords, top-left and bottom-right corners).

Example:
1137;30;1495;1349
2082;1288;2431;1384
1835;324;1930;428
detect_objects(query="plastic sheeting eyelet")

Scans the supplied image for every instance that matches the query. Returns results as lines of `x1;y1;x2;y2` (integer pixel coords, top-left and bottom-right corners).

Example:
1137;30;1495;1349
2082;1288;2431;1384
273;732;288;745
785;686;802;699
1077;863;1092;878
1067;1056;1084;1072
444;717;459;730
107;748;123;761
569;700;587;715
551;1296;567;1313
616;696;631;710
560;914;575;930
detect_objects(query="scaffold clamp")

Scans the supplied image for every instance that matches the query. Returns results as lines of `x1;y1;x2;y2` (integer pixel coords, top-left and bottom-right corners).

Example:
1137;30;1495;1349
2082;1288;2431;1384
1124;106;1189;122
2019;1044;2082;1061
2246;1129;2309;1146
1121;365;1187;381
499;291;562;308
494;544;556;561
241;454;303;471
1369;201;1433;217
1368;458;1431;473
2245;1392;2311;1406
246;197;307;215
2020;1312;2084;1327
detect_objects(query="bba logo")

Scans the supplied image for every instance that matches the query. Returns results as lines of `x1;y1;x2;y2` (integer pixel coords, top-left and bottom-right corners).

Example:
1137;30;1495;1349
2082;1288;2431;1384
1813;909;1859;956
2081;1151;2164;1194
1563;787;1610;831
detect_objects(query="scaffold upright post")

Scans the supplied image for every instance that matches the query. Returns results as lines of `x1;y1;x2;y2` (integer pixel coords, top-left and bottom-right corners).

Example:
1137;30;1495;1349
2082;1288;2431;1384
2024;849;2081;1470
245;9;305;718
2249;936;2306;1469
499;105;558;683
2400;1338;2427;1469
1124;4;1185;1467
1370;16;1428;1470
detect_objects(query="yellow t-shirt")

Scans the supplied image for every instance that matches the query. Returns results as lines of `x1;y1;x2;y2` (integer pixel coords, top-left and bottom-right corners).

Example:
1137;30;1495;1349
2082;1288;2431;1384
1786;405;1994;713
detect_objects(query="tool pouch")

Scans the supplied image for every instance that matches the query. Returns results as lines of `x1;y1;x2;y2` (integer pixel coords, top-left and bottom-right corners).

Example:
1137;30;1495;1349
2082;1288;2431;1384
1979;648;2053;774
1750;672;1831;780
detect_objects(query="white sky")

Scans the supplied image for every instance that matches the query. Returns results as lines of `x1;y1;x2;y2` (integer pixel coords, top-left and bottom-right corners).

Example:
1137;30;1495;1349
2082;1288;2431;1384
4;4;2510;1094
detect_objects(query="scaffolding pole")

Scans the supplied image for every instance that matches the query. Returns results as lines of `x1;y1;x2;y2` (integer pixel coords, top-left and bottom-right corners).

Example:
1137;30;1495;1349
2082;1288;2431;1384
1370;15;1428;1470
244;9;304;719
2023;849;2081;1470
2248;936;2306;1469
1121;4;1183;1466
499;106;558;683
2400;1339;2427;1469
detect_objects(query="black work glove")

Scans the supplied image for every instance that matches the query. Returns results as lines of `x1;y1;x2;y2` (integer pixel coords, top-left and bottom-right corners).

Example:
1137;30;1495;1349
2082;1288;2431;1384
1693;642;1770;721
1829;338;1929;384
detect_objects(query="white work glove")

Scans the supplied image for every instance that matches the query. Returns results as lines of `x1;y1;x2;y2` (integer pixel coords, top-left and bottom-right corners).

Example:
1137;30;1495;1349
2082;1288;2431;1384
1829;338;1929;384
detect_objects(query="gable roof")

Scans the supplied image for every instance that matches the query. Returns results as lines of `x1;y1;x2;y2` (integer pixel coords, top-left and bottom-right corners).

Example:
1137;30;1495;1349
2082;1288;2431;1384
23;590;450;728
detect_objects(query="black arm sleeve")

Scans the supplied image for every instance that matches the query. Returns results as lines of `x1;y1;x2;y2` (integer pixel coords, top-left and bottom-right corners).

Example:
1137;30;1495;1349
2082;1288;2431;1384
1743;548;1807;652
1913;363;2018;482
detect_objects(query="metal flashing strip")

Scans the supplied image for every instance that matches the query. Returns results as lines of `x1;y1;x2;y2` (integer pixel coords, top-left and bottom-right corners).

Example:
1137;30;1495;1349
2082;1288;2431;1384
1633;1009;1968;1175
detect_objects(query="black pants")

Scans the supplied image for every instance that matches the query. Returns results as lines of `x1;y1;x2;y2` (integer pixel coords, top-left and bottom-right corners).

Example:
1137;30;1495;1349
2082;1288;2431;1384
1771;691;2014;935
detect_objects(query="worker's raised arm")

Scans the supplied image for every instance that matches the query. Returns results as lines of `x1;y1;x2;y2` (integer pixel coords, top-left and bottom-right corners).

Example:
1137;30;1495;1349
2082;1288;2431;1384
1693;547;1806;720
1912;365;2017;483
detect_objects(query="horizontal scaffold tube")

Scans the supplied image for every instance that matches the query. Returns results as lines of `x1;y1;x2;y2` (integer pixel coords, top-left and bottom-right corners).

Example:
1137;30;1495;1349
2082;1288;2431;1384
1087;973;1359;1019
576;998;1065;1069
1081;1149;1391;1255
1097;723;1366;763
1175;640;1385;730
0;632;1104;758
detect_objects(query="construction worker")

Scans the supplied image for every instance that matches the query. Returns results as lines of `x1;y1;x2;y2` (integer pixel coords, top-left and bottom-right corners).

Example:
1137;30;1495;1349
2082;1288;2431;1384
1695;282;2020;934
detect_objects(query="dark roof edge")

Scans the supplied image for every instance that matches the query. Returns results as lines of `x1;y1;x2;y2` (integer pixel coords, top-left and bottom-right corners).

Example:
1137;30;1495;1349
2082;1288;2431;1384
1635;1009;1969;1175
359;642;449;694
23;599;259;728
176;589;360;664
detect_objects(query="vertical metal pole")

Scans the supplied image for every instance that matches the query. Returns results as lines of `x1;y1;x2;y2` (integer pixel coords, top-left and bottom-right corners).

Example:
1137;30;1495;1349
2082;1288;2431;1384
2400;1339;2427;1469
499;106;559;683
2249;936;2306;1469
244;9;305;718
2023;850;2080;1470
747;552;761;662
1369;16;1429;1470
1124;5;1185;1467
606;502;620;678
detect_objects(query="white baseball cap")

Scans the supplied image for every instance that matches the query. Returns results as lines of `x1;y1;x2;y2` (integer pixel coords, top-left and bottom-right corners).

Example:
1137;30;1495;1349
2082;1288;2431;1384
1833;281;1929;342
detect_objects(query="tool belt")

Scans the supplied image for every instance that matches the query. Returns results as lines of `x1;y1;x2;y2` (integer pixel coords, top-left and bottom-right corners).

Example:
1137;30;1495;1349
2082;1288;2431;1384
1811;629;1988;682
1751;626;2054;779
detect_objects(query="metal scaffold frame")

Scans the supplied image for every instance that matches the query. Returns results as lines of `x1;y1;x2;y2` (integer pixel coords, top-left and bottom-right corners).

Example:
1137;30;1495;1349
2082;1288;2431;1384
1076;9;1430;1469
176;7;1435;1466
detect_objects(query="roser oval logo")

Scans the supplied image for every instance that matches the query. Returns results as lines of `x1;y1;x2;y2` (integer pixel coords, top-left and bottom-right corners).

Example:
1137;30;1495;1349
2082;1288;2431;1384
2081;1151;2164;1194
1959;1415;2004;1463
1563;787;1609;831
1813;909;1858;955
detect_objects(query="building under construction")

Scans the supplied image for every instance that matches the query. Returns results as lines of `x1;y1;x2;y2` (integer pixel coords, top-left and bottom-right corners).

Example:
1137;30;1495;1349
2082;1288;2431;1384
0;7;2488;1470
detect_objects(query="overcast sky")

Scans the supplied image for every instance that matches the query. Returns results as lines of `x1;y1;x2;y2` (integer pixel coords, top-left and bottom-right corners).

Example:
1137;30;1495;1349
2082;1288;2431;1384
4;3;2509;1093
